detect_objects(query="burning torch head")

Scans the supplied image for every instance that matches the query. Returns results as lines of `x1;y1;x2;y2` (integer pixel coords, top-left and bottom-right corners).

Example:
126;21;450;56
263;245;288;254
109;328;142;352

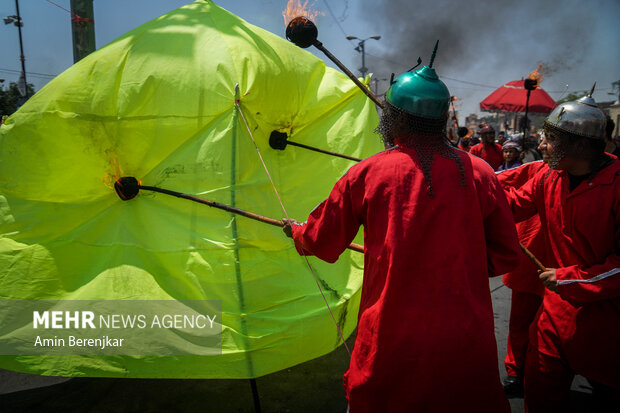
286;16;318;48
524;78;538;91
114;176;140;201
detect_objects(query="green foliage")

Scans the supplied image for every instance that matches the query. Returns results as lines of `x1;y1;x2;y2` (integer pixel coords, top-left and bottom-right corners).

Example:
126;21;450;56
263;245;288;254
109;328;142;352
556;91;587;105
477;114;498;124
0;81;35;117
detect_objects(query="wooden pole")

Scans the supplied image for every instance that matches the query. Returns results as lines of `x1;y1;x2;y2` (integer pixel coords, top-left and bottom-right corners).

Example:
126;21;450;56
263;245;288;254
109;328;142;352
313;40;384;109
70;0;96;62
249;379;262;413
519;243;546;272
287;140;362;162
138;185;365;254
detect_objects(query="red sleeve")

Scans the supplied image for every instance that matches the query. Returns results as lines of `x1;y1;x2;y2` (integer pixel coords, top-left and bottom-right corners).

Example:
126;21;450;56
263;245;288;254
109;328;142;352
477;171;522;277
556;261;620;305
556;203;620;304
290;174;362;263
496;161;545;190
504;169;546;223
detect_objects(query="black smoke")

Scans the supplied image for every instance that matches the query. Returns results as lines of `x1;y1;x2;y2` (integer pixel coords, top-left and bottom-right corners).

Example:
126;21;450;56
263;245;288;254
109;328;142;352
356;0;617;96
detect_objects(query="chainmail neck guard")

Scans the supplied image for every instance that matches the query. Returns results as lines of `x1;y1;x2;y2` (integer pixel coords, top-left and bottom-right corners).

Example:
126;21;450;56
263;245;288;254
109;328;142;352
543;121;609;173
377;102;465;197
377;101;448;146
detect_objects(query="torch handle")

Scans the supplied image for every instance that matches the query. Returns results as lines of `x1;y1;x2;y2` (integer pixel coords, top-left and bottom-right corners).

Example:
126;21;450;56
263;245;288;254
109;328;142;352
140;185;283;226
313;41;384;109
287;140;362;162
450;101;458;128
519;243;546;272
522;88;531;140
139;185;364;254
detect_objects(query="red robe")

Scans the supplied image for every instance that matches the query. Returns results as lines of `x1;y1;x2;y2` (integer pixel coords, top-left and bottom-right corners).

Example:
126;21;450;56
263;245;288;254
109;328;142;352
470;142;504;171
507;160;620;388
496;161;547;296
496;161;547;377
291;144;521;412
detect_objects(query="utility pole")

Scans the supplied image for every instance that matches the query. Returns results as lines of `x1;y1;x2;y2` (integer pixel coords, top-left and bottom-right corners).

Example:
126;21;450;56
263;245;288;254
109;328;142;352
371;77;388;96
70;0;96;62
346;35;381;79
3;0;28;100
610;80;620;104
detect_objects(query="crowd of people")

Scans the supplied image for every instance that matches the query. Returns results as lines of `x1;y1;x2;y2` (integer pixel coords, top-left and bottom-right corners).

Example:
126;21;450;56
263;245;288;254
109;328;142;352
452;124;541;171
452;114;620;174
282;56;619;412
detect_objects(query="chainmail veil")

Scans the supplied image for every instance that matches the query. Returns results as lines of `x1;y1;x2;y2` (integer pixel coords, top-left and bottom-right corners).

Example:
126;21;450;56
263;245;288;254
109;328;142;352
542;123;568;169
376;101;465;197
543;121;611;175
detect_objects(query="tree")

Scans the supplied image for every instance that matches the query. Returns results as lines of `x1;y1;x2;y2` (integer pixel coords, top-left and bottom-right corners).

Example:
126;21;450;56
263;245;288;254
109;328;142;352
556;91;587;105
0;81;35;118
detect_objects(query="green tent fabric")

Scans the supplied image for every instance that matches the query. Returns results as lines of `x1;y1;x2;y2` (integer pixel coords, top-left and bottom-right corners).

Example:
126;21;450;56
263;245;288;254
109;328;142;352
0;1;380;378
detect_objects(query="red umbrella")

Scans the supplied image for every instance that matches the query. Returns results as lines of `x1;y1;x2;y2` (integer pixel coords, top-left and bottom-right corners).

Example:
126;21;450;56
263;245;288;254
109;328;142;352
480;80;556;113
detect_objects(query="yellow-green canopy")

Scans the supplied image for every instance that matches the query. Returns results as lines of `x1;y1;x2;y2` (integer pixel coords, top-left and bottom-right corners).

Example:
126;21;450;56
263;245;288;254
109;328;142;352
0;0;380;378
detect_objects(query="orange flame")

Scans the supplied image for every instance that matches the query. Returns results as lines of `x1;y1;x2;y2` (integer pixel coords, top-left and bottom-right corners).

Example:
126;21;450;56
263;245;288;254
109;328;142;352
527;63;544;88
101;150;125;189
282;0;323;24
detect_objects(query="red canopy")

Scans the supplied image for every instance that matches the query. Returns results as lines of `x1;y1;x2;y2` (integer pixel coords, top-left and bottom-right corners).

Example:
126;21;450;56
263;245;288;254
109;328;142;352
480;80;557;113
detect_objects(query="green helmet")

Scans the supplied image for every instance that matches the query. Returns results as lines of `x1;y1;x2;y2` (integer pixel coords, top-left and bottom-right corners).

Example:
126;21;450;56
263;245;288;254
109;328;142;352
386;65;450;119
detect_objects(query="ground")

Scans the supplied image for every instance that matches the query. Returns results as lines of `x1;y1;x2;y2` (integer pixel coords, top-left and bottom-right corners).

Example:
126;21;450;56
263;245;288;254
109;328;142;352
0;277;599;412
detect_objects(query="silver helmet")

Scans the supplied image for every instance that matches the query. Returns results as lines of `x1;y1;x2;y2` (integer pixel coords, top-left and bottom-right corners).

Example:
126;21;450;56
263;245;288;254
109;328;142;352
544;84;606;140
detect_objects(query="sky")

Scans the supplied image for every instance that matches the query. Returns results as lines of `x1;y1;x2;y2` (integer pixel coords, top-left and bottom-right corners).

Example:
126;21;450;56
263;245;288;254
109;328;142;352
1;0;619;117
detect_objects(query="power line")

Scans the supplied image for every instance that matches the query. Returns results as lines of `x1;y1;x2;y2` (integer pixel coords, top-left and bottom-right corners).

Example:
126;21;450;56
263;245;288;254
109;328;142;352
321;0;354;43
0;67;56;79
442;76;497;89
365;52;500;89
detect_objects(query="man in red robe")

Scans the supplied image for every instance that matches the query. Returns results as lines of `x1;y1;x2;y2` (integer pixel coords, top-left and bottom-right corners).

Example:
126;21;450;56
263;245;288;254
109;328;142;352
505;92;620;411
283;62;521;412
470;125;503;170
496;161;547;397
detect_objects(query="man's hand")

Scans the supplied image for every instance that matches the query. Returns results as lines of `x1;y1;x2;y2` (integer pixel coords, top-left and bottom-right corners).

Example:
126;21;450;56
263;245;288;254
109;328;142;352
281;218;299;238
538;268;558;292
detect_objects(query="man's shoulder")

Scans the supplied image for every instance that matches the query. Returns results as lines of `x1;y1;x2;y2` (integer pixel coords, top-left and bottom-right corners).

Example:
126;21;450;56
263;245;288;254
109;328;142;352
470;143;483;153
468;151;495;172
360;145;409;163
342;146;402;177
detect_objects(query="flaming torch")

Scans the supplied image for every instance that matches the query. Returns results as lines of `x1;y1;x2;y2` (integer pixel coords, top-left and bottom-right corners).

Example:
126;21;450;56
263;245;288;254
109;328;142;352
450;95;459;127
522;64;544;142
283;1;384;108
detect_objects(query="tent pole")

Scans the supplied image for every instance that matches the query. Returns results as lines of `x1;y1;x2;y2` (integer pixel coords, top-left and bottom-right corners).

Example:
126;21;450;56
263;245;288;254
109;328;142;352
250;379;262;413
522;89;532;150
231;85;258;390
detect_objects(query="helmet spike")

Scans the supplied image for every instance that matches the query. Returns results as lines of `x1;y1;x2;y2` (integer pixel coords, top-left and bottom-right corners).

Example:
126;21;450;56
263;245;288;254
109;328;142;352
429;40;439;68
588;82;596;97
408;57;423;72
544;84;606;140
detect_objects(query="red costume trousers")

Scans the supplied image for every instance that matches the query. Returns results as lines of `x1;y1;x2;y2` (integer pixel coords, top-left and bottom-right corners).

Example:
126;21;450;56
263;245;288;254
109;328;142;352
524;347;573;413
524;347;620;412
505;290;542;378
